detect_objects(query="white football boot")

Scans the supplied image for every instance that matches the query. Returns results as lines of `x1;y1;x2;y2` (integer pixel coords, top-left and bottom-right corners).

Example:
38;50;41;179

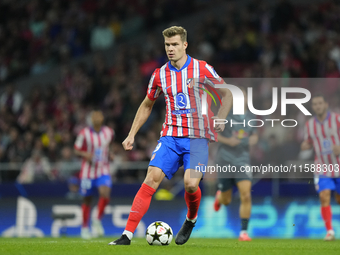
81;227;92;239
324;229;335;241
92;219;105;237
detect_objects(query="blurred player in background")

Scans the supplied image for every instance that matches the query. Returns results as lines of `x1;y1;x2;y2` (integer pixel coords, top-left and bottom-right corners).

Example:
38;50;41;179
213;87;258;241
301;95;340;241
74;110;114;239
109;26;232;245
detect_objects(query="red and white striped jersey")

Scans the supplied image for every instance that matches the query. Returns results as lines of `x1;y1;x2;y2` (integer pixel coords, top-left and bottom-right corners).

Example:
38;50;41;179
304;112;340;177
74;126;114;179
147;55;223;141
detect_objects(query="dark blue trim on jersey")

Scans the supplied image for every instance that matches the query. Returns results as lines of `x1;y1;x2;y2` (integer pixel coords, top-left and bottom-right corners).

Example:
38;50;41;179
168;55;191;72
90;126;103;134
315;111;331;124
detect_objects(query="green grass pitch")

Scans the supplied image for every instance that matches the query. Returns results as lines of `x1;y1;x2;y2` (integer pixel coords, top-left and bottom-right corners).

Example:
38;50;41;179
1;238;339;255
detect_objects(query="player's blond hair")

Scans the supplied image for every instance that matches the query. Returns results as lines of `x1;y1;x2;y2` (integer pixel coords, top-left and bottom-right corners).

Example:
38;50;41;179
162;26;187;42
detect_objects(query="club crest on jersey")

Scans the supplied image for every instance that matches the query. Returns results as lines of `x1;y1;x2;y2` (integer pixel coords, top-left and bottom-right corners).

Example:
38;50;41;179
321;139;333;155
186;78;194;88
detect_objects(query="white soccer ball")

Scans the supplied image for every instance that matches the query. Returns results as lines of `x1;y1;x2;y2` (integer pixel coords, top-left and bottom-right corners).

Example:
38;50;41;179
145;221;173;245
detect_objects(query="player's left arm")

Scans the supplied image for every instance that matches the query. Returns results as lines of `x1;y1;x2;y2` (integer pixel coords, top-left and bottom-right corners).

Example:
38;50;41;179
333;114;340;156
216;87;233;120
249;133;258;146
108;128;115;160
203;63;233;132
301;122;313;151
333;145;340;156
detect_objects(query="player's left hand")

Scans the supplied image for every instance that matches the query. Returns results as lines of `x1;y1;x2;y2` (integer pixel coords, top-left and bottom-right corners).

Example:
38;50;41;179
109;152;115;161
212;116;225;133
333;145;340;156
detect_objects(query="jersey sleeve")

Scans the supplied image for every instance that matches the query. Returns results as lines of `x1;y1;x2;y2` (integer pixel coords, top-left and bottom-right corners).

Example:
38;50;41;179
304;122;311;142
146;69;163;101
337;114;340;133
74;130;87;151
203;63;223;87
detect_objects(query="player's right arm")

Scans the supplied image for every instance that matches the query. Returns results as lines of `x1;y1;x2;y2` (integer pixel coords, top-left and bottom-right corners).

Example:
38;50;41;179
74;149;93;161
301;140;312;151
74;130;93;161
301;122;313;151
122;96;156;151
122;69;161;151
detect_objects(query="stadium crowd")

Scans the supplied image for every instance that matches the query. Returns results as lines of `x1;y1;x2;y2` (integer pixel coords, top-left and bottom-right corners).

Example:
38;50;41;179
1;0;340;183
0;0;198;82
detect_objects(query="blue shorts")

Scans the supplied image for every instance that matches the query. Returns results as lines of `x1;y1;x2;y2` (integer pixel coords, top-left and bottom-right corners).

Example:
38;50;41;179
80;175;112;196
314;175;340;193
149;136;209;180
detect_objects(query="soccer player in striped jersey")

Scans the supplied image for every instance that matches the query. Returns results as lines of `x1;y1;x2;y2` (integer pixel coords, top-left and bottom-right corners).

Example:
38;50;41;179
301;95;340;241
74;110;114;239
109;26;233;245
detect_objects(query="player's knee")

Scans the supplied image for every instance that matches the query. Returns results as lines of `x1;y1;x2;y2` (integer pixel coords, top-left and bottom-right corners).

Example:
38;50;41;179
220;195;232;205
240;192;251;203
143;175;161;190
143;179;159;190
144;167;164;189
100;192;110;199
319;191;328;201
184;182;199;193
319;191;330;205
335;195;340;205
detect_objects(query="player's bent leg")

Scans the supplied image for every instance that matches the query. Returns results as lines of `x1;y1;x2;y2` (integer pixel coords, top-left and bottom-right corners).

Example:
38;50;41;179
219;189;233;205
175;169;202;245
81;196;92;239
236;180;252;241
97;185;111;220
335;192;340;205
319;189;331;207
214;189;232;212
143;166;166;190
214;178;233;211
109;166;165;245
93;185;111;237
319;189;335;240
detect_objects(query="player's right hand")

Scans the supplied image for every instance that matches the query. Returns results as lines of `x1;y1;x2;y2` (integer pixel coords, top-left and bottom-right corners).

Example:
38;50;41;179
301;140;312;151
122;136;134;151
228;137;241;147
84;152;93;162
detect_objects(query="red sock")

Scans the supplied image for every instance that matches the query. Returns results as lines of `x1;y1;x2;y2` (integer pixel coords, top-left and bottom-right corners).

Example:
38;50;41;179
97;197;110;220
82;204;91;227
185;186;202;220
321;205;333;231
125;183;156;233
